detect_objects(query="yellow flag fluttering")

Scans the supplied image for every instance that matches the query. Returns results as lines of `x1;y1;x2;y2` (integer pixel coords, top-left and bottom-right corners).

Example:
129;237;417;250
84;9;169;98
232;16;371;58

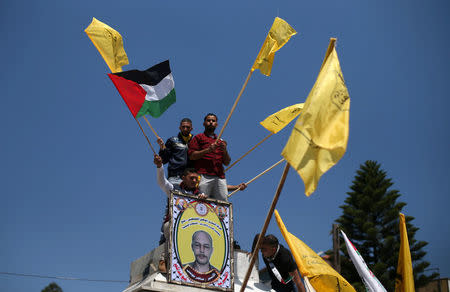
281;38;350;196
274;210;356;292
394;213;415;292
251;17;297;76
260;103;304;134
84;17;129;73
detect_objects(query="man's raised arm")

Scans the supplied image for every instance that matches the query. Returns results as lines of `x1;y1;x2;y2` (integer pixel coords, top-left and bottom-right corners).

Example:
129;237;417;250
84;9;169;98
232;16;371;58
154;154;173;197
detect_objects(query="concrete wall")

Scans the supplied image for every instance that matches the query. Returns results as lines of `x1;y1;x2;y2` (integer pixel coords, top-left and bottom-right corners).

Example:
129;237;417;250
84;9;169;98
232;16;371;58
417;278;450;292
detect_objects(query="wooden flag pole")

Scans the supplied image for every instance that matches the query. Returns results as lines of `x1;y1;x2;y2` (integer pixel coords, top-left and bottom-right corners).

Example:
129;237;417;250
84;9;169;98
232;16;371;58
216;70;254;141
228;158;284;198
134;117;156;154
142;116;160;139
225;133;274;172
239;162;290;292
332;224;341;273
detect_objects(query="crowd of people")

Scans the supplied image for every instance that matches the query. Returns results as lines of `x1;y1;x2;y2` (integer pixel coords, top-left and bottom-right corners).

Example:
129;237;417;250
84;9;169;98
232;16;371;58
153;113;305;292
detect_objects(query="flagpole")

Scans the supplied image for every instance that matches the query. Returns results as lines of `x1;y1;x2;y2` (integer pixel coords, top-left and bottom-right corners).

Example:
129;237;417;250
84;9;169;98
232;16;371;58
225;133;274;172
134;117;156;154
332;224;341;273
228;158;284;198
239;162;290;292
216;70;254;141
142;116;160;139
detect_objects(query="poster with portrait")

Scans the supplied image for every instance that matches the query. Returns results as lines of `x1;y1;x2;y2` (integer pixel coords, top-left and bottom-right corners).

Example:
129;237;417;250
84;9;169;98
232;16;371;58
168;192;234;291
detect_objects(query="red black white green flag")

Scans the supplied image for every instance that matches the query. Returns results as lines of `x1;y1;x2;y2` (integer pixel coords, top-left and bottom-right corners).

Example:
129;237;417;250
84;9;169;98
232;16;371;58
108;60;176;118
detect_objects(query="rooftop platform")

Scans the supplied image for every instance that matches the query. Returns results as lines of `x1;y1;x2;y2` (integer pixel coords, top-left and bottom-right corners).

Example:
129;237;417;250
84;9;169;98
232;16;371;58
123;245;273;292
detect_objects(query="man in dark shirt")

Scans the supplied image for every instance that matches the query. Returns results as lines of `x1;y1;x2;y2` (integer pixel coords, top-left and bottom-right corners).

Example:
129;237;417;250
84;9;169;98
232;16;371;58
157;118;193;186
188;113;232;201
260;234;305;292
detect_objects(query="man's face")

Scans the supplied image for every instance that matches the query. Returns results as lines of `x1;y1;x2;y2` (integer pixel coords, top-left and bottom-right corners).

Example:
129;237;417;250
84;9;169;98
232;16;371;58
203;115;217;132
260;244;277;258
182;172;199;189
179;121;192;136
192;232;213;265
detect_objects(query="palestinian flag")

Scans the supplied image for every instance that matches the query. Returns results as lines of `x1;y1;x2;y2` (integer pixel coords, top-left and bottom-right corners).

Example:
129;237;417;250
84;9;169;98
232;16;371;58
108;60;176;118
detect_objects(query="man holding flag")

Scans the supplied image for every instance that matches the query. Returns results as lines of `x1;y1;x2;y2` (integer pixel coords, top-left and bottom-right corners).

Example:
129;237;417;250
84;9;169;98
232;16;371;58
157;118;194;185
189;113;245;201
259;234;306;292
274;210;356;292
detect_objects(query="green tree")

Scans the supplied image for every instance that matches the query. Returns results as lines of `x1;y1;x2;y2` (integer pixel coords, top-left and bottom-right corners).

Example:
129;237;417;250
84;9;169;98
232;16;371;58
41;282;63;292
335;160;437;291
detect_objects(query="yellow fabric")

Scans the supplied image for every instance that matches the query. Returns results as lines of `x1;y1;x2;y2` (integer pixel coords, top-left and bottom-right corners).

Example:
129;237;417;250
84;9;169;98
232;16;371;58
260;103;304;134
395;213;415;292
251;17;297;76
181;133;192;144
320;38;336;71
274;210;356;292
281;39;350;196
84;17;129;73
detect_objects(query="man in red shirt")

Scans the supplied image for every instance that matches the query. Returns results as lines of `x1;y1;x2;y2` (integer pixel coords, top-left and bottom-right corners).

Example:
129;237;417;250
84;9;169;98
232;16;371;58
189;113;241;201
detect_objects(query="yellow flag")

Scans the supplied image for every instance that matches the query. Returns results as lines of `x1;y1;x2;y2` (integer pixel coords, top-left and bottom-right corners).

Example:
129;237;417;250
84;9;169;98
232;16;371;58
281;38;349;196
274;210;356;292
395;213;415;292
84;17;129;73
260;103;304;134
252;17;297;76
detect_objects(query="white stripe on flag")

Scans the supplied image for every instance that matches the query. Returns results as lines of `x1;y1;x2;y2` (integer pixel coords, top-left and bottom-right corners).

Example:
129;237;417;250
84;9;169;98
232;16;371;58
140;73;175;102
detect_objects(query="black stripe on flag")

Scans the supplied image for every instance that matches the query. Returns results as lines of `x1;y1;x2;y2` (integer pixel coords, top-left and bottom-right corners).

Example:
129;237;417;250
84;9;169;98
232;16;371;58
111;60;171;86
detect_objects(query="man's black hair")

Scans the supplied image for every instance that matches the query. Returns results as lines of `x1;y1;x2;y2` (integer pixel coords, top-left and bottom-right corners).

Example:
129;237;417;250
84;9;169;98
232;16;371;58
262;234;279;247
204;113;218;122
182;167;198;177
180;118;192;124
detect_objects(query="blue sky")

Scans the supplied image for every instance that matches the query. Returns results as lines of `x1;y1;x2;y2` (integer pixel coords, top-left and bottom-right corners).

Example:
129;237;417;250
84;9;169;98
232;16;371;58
1;1;449;291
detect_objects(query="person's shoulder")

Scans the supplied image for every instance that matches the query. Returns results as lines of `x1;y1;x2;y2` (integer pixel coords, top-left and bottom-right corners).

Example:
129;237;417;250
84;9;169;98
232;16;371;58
278;244;294;259
279;244;287;250
279;244;290;252
210;264;219;272
167;135;179;143
277;245;297;269
192;133;206;139
189;133;205;144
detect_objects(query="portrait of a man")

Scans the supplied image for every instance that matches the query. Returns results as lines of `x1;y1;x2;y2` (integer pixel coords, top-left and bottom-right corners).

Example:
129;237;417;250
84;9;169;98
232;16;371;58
183;230;220;282
169;193;233;290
